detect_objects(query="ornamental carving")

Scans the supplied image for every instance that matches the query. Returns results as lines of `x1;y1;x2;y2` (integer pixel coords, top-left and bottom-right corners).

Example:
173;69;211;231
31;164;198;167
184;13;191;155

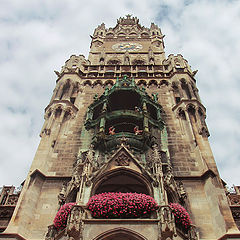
45;225;57;240
66;205;85;240
112;42;143;52
157;206;177;240
229;195;240;205
6;195;19;205
115;152;130;166
188;225;199;240
92;15;163;40
231;208;240;219
58;182;67;207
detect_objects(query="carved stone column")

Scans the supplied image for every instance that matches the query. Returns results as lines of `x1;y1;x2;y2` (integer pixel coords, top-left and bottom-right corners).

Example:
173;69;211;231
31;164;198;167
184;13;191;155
158;206;177;240
66;205;85;240
142;101;149;132
55;83;64;100
187;82;195;99
66;83;75;101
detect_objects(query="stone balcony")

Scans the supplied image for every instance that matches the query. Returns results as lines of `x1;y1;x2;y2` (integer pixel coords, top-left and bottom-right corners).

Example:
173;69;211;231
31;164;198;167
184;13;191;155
45;205;199;240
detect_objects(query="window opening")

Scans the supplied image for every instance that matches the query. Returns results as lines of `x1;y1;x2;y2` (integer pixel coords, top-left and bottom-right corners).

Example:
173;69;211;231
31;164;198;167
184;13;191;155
175;97;180;104
93;103;103;120
94;172;149;195
147;103;158;120
70;97;76;104
181;81;192;99
106;117;143;135
108;90;141;112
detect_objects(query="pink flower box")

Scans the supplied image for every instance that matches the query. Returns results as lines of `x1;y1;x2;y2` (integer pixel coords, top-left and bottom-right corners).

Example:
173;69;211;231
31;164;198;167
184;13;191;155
53;202;76;229
87;192;157;219
169;203;192;229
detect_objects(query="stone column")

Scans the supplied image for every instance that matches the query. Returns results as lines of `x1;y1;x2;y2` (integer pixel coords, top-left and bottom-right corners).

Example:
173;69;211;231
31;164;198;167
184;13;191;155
55;84;64;100
66;83;75;101
142;101;149;132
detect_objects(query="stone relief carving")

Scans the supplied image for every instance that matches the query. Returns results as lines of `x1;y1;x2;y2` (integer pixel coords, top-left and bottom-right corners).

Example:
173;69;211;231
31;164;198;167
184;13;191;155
178;181;187;201
158;206;177;240
63;146;95;203
164;166;176;192
58;182;67;208
115;152;130;166
188;225;199;240
45;225;57;240
66;205;85;240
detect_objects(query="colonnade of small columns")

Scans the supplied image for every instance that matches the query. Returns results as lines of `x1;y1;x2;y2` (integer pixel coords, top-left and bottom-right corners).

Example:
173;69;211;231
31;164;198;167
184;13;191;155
51;79;82;102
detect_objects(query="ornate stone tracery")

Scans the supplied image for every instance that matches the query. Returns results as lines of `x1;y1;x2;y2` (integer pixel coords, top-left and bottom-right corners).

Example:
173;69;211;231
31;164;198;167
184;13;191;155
67;205;85;240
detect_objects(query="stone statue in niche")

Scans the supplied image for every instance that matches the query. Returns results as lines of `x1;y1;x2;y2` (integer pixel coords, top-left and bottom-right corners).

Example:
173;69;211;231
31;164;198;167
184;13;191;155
164;165;175;192
124;51;130;65
178;181;187;201
58;182;67;207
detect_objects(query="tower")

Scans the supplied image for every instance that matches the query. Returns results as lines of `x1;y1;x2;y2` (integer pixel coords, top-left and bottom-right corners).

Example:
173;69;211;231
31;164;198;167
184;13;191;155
1;15;239;240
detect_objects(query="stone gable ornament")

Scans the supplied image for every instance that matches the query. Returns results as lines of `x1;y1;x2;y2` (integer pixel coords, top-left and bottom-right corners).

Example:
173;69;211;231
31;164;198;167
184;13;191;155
115;152;130;166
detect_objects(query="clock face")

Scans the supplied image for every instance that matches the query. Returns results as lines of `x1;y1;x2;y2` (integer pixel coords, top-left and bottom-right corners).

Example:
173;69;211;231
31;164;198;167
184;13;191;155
112;42;143;52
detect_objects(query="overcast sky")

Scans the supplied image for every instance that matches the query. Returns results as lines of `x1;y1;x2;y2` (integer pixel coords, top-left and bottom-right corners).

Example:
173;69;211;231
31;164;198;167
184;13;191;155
0;0;239;188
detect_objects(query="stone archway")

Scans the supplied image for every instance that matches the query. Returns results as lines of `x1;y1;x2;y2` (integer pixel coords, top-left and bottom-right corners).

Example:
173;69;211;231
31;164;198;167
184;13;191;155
91;168;153;196
93;227;147;240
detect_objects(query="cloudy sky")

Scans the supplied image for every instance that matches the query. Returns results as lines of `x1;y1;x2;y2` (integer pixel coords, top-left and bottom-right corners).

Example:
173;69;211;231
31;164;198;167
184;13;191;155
0;0;239;188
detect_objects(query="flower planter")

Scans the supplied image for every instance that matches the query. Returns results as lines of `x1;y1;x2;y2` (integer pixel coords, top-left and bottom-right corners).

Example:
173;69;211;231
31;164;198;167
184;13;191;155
169;203;192;230
87;192;158;219
53;202;76;229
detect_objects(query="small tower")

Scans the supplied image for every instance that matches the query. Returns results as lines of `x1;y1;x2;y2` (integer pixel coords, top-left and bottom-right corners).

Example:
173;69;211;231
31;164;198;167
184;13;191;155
1;15;239;240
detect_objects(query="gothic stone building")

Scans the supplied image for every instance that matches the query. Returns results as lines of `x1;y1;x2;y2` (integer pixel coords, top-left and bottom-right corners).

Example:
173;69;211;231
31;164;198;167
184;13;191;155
1;16;240;240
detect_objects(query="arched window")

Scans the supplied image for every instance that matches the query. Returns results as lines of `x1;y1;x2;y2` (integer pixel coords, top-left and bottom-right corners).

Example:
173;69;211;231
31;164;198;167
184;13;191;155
92;169;152;196
60;81;71;100
178;109;186;120
107;59;121;65
55;107;62;118
181;80;192;99
132;59;145;65
187;105;196;122
198;108;205;125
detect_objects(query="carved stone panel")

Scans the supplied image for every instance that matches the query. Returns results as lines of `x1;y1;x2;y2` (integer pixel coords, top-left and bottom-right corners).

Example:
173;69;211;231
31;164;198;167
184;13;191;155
115;152;131;166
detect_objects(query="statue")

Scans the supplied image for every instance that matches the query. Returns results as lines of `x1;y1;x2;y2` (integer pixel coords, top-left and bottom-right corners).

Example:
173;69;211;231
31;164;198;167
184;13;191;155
58;182;67;207
152;93;159;102
104;86;109;96
109;126;115;135
134;125;143;135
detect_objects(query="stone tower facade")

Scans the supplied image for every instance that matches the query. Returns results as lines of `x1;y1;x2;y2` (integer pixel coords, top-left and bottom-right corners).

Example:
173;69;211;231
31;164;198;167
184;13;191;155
1;15;239;240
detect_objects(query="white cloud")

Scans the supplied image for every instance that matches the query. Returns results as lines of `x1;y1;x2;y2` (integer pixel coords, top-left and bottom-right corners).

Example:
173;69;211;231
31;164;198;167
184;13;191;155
0;0;239;187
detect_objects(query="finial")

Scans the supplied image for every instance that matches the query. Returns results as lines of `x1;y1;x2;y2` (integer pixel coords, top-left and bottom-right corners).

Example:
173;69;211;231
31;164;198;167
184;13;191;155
120;136;128;146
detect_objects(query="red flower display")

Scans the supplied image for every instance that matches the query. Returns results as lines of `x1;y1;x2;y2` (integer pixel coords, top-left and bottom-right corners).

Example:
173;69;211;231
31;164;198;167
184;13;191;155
169;203;192;229
87;192;158;219
53;202;76;229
